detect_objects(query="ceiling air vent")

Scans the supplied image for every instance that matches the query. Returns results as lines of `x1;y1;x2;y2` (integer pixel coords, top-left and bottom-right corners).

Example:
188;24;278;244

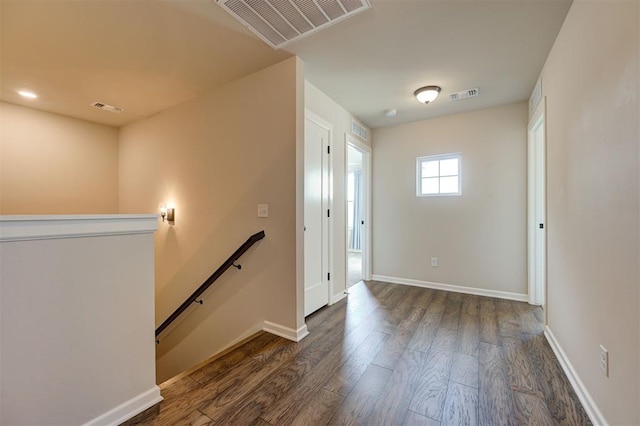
351;119;368;142
449;88;479;102
215;0;371;49
90;101;124;113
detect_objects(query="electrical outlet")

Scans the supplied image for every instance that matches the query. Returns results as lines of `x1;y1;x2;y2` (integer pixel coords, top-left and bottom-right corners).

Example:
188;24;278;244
431;257;438;267
257;204;269;218
599;345;609;377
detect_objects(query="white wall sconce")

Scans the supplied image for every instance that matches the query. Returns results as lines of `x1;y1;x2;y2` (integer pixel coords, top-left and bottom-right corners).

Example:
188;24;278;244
414;85;441;104
159;203;175;223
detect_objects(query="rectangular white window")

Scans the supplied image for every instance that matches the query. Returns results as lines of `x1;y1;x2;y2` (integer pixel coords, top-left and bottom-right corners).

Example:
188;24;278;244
417;153;461;196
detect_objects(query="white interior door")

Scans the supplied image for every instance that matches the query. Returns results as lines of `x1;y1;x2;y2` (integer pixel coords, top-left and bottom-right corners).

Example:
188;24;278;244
346;139;372;287
304;115;330;316
528;108;546;308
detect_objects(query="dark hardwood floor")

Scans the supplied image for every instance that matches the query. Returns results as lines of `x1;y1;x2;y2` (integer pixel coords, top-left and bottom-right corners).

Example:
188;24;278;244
124;281;591;426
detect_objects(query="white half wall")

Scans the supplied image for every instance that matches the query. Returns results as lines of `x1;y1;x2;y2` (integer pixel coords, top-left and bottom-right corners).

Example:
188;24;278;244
372;102;528;295
0;215;160;425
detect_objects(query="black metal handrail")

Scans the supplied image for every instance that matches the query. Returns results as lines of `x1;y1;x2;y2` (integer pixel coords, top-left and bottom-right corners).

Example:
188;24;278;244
155;230;266;338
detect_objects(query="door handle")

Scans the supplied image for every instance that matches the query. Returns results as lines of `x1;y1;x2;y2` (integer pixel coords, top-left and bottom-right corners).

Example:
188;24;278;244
361;221;364;225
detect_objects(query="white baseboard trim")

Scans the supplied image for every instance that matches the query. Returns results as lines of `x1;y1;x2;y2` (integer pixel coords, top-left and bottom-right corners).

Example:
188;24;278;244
371;275;528;302
83;385;163;426
330;291;348;304
544;327;607;426
263;321;309;342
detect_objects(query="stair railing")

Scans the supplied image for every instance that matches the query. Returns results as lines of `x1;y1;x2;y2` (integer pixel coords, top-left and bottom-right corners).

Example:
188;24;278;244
155;230;266;340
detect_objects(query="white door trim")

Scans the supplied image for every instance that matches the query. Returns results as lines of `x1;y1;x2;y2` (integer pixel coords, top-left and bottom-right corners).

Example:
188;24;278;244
304;109;333;309
346;136;372;282
527;98;547;310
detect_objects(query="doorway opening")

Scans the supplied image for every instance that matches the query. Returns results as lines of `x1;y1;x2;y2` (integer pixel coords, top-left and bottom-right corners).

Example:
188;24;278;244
346;138;371;288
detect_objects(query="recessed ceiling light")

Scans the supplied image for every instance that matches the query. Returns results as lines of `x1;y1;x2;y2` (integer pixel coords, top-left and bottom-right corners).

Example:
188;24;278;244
18;90;38;99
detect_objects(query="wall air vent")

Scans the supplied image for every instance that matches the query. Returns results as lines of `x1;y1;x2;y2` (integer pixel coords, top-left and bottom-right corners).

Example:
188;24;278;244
90;101;124;113
215;0;371;49
449;88;479;102
351;119;368;142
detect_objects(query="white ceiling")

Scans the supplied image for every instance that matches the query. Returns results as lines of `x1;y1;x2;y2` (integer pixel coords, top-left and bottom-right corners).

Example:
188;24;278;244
0;0;572;129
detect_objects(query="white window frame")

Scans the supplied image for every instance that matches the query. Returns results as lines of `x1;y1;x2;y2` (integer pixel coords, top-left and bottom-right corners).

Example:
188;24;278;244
416;153;462;197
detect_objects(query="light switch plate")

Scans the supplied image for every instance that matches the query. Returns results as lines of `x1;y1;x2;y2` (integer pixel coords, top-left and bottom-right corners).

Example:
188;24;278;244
257;204;269;218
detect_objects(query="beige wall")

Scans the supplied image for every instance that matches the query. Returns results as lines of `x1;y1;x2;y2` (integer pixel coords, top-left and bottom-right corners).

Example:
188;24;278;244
372;103;528;296
304;81;371;301
540;1;639;423
0;102;118;214
119;57;303;383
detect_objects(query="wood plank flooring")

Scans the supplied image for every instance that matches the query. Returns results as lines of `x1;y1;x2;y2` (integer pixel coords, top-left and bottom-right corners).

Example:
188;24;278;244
123;281;591;426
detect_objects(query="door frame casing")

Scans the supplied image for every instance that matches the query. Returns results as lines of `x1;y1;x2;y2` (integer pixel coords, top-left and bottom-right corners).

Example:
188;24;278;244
345;135;372;283
304;109;333;312
527;97;547;311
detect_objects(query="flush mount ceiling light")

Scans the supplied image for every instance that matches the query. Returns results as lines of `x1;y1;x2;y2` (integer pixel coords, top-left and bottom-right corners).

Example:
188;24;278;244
414;86;441;104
